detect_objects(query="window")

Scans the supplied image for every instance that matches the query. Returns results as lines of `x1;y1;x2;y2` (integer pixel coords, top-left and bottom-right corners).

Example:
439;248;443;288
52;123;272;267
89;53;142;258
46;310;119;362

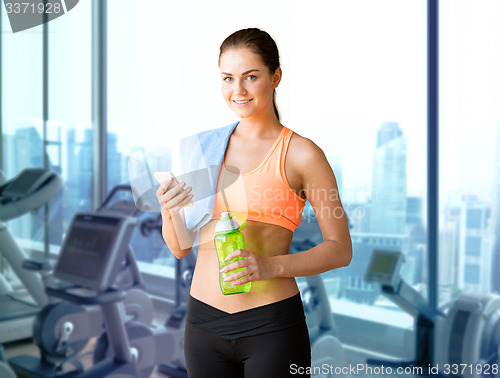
105;0;426;360
47;0;92;243
1;0;91;290
440;0;500;299
1;9;44;251
4;0;496;366
464;264;480;284
465;236;481;257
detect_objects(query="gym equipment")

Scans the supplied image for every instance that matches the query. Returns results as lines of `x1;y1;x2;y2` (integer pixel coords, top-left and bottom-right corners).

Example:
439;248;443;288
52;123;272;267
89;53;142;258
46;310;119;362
291;237;348;378
0;168;63;343
100;184;193;378
14;210;174;377
138;214;194;378
365;249;500;377
434;293;500;378
302;274;348;378
365;249;443;370
0;345;16;378
8;185;156;377
155;249;194;378
9;184;193;377
92;210;193;378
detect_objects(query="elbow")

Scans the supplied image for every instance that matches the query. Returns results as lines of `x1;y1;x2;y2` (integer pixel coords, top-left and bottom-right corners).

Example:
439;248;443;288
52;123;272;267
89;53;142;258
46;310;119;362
170;247;191;260
326;239;352;269
338;238;352;268
342;230;353;267
171;250;184;260
343;243;352;267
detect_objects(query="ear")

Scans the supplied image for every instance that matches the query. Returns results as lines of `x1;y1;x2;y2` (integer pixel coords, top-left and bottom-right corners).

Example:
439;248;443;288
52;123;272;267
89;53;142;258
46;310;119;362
272;67;282;88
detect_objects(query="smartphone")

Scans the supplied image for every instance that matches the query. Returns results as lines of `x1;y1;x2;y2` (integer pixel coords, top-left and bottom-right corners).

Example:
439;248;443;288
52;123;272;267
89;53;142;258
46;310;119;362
154;171;194;207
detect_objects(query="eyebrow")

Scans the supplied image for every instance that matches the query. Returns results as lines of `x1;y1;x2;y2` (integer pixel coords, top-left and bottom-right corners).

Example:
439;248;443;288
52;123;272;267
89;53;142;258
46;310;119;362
221;69;260;76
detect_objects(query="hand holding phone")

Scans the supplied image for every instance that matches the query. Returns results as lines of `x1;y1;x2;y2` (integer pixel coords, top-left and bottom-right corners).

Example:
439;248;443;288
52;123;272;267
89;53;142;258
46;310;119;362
154;172;194;210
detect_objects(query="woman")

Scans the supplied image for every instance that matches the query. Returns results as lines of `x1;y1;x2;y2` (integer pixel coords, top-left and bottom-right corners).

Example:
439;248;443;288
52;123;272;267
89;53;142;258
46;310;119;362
156;28;352;378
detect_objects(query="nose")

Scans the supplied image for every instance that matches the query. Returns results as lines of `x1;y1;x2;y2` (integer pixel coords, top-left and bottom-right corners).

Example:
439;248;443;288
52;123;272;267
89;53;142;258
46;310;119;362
234;79;247;95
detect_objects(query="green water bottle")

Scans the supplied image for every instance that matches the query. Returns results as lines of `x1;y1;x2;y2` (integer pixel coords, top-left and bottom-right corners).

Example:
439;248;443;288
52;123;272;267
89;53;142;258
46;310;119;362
214;211;251;295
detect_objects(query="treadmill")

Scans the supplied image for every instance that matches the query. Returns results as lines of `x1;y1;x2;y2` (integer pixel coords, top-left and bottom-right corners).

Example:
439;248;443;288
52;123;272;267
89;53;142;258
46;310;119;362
0;168;63;343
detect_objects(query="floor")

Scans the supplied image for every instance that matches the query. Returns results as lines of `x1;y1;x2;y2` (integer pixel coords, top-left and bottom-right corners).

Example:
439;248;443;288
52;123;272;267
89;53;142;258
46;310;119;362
4;337;171;377
2;303;179;378
2;303;422;378
3;337;424;378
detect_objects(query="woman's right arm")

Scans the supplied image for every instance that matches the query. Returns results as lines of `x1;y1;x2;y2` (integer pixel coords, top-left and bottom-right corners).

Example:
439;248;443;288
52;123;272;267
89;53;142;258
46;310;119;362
156;178;197;259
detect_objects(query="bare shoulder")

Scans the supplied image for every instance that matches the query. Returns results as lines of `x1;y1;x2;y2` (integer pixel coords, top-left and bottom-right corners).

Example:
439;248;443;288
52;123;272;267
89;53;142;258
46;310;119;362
284;129;332;197
288;130;328;169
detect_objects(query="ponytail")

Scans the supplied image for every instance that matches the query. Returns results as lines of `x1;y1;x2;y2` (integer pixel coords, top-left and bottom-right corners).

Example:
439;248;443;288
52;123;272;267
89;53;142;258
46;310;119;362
272;89;280;121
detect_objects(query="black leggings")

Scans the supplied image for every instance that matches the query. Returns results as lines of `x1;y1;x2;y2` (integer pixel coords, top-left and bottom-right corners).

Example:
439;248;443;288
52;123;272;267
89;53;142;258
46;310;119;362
184;293;311;378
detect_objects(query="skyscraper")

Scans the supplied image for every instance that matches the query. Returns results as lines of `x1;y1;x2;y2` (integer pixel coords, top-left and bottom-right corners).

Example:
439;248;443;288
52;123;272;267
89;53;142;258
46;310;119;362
370;122;407;234
458;195;493;294
491;123;500;294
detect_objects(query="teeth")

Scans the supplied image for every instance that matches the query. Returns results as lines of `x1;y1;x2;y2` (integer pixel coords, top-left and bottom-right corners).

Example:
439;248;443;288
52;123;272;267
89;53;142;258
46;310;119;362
234;100;250;104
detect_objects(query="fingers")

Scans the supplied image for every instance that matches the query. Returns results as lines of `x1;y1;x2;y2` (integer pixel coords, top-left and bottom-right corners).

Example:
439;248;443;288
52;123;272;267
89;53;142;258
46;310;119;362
224;249;245;263
163;181;186;202
155;177;173;197
166;184;191;204
166;186;193;212
232;276;252;286
180;191;194;207
220;250;253;285
220;251;274;284
227;270;252;286
220;258;246;274
156;180;194;213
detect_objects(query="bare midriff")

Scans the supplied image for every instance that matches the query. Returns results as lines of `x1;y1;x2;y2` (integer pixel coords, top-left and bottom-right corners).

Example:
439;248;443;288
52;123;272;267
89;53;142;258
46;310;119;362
190;218;299;314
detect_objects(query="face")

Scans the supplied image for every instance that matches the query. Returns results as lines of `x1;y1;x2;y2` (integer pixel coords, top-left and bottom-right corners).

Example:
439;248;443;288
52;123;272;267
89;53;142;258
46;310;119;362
219;47;281;120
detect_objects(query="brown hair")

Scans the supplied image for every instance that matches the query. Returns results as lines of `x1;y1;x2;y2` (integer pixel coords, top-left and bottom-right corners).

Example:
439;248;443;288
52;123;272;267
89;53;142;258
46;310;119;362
219;28;281;121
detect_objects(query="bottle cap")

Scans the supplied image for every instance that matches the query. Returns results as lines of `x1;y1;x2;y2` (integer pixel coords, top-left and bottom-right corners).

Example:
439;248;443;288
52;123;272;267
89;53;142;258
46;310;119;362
215;211;240;233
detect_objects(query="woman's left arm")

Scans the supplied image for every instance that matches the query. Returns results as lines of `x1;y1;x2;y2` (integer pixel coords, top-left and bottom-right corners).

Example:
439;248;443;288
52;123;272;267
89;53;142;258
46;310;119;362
273;138;352;277
222;138;352;284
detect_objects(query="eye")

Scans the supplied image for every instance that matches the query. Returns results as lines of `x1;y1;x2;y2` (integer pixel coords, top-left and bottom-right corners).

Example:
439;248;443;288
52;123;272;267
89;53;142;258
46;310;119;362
246;75;256;81
223;77;233;82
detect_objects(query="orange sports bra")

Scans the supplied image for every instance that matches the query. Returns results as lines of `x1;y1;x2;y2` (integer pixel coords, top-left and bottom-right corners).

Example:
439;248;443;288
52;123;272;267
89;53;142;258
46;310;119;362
212;126;306;232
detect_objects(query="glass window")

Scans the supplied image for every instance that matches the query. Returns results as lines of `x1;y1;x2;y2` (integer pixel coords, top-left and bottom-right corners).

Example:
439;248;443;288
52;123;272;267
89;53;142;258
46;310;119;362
464;264;480;284
290;0;426;360
440;0;500;299
47;0;92;245
465;236;481;257
1;9;44;251
1;1;91;294
106;0;426;359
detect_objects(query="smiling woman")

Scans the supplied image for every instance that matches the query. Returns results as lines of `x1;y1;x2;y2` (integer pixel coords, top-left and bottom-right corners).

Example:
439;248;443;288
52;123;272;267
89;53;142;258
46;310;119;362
156;27;352;378
219;29;282;122
219;47;281;129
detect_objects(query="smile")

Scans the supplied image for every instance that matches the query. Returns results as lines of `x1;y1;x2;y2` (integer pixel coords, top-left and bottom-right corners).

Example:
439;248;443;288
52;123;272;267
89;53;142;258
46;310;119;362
233;99;253;104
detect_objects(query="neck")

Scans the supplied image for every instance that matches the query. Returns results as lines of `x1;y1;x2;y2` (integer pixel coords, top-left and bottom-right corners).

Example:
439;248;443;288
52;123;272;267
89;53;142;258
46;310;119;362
236;109;282;138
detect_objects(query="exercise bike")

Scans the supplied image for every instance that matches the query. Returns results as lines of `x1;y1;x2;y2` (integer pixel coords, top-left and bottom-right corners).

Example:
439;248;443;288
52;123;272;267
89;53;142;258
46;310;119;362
11;208;181;377
9;183;193;377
